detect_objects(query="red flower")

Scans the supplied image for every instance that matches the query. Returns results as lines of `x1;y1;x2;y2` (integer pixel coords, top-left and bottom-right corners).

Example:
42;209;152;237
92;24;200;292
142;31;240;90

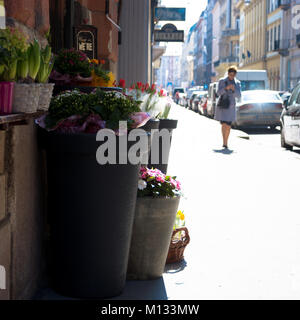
145;83;150;90
151;84;156;91
119;79;126;88
100;59;105;65
137;82;142;89
160;89;164;96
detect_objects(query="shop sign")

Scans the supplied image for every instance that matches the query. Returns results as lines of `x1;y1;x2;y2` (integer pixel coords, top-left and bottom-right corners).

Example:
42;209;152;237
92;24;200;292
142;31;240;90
154;24;184;42
73;25;97;60
155;8;186;21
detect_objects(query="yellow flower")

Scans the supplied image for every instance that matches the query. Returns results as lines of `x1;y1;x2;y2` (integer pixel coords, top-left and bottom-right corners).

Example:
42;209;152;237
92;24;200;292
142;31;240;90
180;213;185;221
90;59;99;64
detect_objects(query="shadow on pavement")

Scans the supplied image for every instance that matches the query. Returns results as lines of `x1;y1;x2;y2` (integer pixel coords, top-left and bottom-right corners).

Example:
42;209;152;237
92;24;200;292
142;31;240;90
34;278;169;300
239;127;280;135
213;148;234;155
164;259;187;274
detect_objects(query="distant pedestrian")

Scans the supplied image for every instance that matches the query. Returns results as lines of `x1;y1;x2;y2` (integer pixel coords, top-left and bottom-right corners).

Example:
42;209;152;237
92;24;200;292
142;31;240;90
215;66;241;149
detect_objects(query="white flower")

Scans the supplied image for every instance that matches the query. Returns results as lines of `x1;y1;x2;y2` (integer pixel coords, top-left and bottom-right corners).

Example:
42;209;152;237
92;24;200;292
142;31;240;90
138;179;147;190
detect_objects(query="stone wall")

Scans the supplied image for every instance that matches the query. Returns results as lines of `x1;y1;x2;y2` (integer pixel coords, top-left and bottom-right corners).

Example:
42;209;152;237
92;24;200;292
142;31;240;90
0;121;44;300
0;0;48;301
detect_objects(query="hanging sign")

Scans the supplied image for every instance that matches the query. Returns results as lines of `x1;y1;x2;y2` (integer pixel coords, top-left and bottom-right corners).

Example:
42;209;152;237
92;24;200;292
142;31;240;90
73;25;97;60
155;8;186;21
154;24;184;42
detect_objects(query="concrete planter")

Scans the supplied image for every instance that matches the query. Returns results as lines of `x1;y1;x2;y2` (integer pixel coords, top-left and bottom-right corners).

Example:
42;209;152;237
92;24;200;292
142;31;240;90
127;196;180;280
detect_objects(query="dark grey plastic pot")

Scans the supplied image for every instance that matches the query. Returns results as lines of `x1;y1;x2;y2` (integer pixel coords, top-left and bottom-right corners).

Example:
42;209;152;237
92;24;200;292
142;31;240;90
42;131;142;298
127;196;180;280
148;119;178;174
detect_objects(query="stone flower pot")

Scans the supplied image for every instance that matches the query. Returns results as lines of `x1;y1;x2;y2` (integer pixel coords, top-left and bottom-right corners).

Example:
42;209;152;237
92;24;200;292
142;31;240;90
127;196;180;280
12;83;40;113
37;83;55;111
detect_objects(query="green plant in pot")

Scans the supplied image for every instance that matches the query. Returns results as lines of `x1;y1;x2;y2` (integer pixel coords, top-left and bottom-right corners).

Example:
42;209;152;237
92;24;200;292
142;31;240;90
36;44;55;111
37;89;153;298
127;166;182;280
0;27;28;114
12;39;43;113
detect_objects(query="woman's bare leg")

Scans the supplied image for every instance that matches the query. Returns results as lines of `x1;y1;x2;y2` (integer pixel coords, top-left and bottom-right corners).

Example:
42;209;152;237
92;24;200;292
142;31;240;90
224;124;231;147
221;123;227;146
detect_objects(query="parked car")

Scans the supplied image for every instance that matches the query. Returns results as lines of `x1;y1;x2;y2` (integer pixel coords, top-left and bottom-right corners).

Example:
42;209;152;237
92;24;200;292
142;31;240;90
280;91;292;106
173;87;185;104
280;82;300;150
192;91;208;112
189;91;202;110
198;93;208;116
234;90;283;128
186;87;199;107
206;82;218;118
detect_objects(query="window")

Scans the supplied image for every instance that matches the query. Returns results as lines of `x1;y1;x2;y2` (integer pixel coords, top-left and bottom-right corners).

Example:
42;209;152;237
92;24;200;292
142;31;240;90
266;31;269;52
270;29;273;51
289;85;300;106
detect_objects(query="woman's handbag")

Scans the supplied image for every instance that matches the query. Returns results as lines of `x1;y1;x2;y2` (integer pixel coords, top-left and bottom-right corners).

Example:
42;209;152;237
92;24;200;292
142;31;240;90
217;94;230;109
217;80;230;109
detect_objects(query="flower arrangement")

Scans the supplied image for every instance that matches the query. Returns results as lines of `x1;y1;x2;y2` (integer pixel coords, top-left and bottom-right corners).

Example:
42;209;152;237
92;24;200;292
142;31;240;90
137;166;182;198
50;48;92;84
124;81;173;119
90;59;110;83
37;88;150;134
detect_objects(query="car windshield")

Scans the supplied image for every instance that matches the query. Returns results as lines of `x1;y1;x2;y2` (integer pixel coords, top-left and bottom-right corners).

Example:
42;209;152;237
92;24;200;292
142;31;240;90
240;80;265;91
242;91;281;102
174;88;184;93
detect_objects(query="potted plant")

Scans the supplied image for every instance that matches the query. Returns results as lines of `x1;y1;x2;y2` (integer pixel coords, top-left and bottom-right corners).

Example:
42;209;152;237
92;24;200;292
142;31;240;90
125;83;178;173
36;44;54;111
12;39;42;113
127;166;182;280
37;88;152;298
89;58;116;88
166;210;190;264
0;27;28;114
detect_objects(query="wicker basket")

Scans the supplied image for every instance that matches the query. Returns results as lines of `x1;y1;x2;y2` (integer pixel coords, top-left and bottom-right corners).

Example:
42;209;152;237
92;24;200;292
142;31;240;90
38;83;55;111
12;83;41;113
166;227;190;264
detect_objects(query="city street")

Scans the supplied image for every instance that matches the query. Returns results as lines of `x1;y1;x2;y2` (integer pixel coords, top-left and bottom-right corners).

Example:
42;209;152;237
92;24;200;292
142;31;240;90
36;103;300;300
163;103;300;300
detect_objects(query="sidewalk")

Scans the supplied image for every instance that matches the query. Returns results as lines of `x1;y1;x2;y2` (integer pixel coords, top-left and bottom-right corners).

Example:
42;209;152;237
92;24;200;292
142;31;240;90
36;104;300;300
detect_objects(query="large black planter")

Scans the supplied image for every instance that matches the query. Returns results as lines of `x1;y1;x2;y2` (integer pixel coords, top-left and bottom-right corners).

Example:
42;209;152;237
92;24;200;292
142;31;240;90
148;119;178;174
43;131;141;298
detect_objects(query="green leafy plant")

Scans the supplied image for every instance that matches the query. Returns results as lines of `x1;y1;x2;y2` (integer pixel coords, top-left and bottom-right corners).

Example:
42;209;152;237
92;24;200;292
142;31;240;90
37;44;54;83
0;27;28;81
45;89;142;130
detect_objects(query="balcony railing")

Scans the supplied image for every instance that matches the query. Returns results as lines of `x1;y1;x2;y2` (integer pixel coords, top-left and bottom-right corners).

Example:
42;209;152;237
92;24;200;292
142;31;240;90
221;28;240;38
220;56;239;63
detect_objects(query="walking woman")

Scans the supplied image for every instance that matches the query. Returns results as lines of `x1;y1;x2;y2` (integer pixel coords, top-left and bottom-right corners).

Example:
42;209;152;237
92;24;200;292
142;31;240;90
214;66;241;149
